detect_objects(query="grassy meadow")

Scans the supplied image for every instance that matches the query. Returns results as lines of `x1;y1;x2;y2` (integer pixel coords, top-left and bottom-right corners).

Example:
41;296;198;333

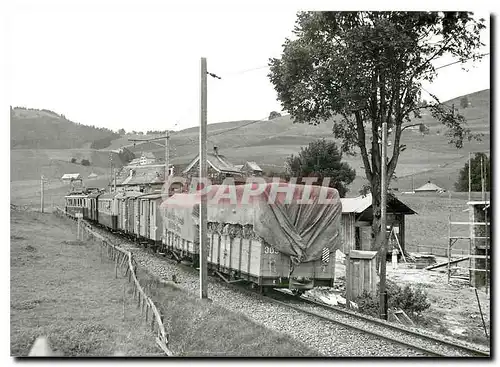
10;209;160;356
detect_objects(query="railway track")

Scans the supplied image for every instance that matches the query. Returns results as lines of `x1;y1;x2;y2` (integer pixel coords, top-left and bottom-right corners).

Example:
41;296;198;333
263;289;490;357
74;216;490;358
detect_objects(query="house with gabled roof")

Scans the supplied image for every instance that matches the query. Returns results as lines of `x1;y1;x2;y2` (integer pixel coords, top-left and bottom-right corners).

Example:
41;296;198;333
182;147;245;185
61;173;82;183
241;161;263;176
414;181;445;193
114;164;165;193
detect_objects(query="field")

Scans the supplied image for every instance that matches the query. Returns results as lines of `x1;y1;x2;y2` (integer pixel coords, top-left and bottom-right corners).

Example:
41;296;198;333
10;209;160;356
401;191;488;253
10;209;319;357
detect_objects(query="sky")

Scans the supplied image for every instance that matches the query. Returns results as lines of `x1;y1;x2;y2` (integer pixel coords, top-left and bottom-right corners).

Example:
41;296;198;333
5;1;492;133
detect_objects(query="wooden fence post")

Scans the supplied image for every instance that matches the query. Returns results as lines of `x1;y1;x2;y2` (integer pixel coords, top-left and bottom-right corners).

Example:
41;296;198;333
123;283;126;321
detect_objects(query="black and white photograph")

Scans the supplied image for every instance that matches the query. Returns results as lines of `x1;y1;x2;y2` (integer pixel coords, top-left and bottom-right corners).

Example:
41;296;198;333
6;0;492;359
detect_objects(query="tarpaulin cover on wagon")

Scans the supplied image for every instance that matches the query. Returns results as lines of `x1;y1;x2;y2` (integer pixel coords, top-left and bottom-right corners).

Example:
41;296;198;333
160;182;343;264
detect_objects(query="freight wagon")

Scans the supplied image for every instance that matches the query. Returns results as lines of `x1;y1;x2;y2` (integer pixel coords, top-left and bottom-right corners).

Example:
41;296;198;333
160;183;342;292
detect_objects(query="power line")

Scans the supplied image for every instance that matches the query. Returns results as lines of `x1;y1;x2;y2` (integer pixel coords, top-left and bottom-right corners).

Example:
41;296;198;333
435;53;489;70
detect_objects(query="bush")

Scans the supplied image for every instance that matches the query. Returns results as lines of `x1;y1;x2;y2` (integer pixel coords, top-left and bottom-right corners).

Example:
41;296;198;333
354;280;431;318
70;158;77;164
81;159;91;166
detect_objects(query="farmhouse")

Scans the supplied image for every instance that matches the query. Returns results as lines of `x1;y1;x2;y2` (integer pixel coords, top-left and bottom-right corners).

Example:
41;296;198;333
240;161;263;176
128;152;157;166
340;193;416;254
182;147;245;185
415;181;445;193
61;173;82;183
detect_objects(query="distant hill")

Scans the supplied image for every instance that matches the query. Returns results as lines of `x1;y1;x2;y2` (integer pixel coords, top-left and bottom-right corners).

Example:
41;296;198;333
10;107;119;149
123;89;489;196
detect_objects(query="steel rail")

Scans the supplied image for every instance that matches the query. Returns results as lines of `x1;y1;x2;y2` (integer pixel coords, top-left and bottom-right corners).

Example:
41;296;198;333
75;218;490;358
270;289;490;358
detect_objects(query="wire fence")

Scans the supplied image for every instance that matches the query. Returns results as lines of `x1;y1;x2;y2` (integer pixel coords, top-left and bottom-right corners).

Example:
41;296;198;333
51;207;173;356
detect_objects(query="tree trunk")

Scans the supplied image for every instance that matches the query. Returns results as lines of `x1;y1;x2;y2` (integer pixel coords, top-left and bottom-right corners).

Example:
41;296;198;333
370;178;382;252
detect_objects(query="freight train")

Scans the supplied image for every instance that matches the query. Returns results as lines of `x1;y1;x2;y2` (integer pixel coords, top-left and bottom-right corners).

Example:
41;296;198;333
64;182;342;293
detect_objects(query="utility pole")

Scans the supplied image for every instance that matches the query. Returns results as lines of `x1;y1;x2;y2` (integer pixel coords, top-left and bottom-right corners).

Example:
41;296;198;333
379;120;388;320
199;57;208;299
468;152;472;201
165;132;170;178
481;156;485;201
40;175;45;213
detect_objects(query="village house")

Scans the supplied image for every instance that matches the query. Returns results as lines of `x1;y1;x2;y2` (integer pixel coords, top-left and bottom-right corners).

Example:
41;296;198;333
114;164;165;193
414;181;445;193
128;152;157;166
240;161;263;176
61;173;82;183
182;147;246;185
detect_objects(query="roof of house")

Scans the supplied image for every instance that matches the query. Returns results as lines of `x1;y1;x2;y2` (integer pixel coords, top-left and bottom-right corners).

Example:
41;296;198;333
182;153;242;175
116;164;165;186
88;173;98;178
340;193;416;215
61;173;82;180
235;164;244;170
129;158;141;165
414;182;444;192
244;161;263;172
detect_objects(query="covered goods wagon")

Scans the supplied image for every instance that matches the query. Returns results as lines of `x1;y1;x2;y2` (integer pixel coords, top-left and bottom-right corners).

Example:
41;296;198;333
160;182;342;291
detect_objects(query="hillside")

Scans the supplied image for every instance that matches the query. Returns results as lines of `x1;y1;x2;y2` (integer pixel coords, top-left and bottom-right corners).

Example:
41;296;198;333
10;107;119;149
123;89;489;195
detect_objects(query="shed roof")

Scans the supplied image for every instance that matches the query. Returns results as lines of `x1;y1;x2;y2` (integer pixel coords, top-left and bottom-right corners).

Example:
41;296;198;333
245;161;263;172
183;153;242;174
61;173;82;180
415;181;444;192
341;193;416;215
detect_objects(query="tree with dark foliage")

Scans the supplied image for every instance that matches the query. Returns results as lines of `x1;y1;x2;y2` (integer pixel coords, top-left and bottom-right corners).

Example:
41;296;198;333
269;111;282;120
269;11;485;249
285;139;356;197
455;153;490;192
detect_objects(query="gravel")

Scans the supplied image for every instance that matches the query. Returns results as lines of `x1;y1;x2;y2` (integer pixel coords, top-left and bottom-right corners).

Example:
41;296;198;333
272;296;485;357
89;228;457;357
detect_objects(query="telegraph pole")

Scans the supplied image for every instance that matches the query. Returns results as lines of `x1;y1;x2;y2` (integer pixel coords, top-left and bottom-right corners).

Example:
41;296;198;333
379;120;388;320
199;57;208;299
468;152;471;201
165;132;170;178
40;175;45;213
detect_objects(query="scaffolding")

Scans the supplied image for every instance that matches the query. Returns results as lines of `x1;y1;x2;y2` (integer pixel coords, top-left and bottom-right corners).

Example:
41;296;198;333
447;202;490;292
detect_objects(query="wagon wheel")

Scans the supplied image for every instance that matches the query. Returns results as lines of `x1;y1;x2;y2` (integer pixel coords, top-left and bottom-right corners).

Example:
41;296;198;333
291;289;305;297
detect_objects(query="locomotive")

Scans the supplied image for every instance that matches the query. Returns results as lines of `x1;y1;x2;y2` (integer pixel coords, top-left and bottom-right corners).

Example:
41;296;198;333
64;182;342;292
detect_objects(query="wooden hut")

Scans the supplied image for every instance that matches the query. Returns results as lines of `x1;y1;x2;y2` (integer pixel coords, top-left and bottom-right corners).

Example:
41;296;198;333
340;193;416;254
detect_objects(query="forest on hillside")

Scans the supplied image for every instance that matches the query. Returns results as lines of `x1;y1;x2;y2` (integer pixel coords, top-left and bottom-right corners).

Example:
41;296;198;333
10;107;119;149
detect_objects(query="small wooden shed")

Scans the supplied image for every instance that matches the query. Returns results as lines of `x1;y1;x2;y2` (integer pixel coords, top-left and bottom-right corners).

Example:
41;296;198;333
346;250;378;300
340;193;416;254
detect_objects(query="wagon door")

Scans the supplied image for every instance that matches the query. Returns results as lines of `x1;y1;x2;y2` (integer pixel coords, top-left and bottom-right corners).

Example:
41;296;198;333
134;199;140;235
149;200;156;240
144;200;150;239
